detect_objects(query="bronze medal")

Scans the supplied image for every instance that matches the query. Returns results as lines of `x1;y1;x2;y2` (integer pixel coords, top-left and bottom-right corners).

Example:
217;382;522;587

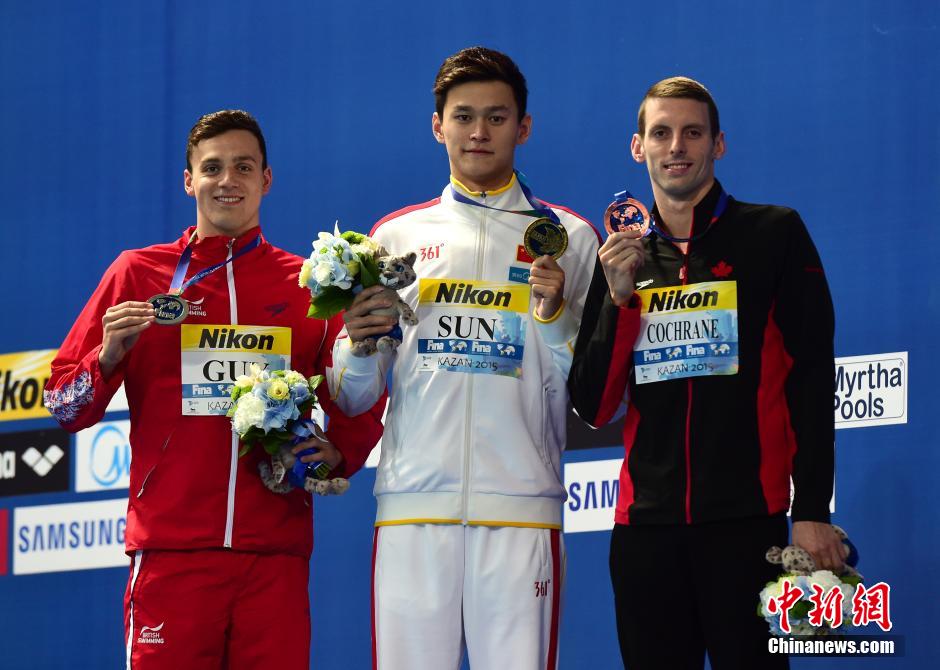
604;197;650;237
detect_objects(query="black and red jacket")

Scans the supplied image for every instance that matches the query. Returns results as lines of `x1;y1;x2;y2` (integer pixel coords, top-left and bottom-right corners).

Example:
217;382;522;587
568;181;834;526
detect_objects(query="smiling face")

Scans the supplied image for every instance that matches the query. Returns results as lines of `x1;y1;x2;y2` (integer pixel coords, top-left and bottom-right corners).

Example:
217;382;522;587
183;129;272;238
631;97;725;205
432;80;531;193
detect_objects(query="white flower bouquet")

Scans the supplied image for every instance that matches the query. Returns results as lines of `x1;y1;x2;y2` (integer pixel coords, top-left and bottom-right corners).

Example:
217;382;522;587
758;569;864;636
228;364;346;494
299;229;383;320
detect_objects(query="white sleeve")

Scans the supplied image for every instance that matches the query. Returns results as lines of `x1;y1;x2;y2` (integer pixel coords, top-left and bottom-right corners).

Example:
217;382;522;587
532;302;579;377
532;215;599;378
326;330;394;416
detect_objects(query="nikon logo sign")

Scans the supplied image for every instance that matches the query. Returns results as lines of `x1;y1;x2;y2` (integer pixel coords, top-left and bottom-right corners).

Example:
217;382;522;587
434;282;512;308
0;350;56;422
198;328;275;351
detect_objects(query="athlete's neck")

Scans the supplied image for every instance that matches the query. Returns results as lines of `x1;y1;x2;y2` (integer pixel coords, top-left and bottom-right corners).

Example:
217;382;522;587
450;172;515;196
195;221;260;240
652;178;715;239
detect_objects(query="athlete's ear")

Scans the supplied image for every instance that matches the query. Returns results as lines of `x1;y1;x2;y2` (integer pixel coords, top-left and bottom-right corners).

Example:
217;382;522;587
712;131;726;160
261;166;273;195
515;114;532;146
432;113;445;144
630;133;645;164
183;170;195;196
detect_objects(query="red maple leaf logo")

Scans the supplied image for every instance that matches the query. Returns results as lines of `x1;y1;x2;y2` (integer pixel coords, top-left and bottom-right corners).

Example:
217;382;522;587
711;260;733;278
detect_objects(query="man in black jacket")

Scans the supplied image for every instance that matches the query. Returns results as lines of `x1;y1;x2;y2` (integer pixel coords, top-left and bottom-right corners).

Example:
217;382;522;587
568;77;847;669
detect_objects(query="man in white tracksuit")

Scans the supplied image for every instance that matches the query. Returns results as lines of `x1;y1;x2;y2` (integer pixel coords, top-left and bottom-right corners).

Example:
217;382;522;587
328;47;599;670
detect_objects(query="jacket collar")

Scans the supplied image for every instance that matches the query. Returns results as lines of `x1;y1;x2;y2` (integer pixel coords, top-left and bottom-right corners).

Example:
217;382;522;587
651;180;725;242
179;225;266;258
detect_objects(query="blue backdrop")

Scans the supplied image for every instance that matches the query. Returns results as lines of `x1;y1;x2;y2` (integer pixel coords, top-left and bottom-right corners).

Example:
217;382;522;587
1;0;937;667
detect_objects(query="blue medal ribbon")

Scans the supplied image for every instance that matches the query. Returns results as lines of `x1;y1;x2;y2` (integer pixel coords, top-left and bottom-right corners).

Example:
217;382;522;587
613;187;730;244
450;170;561;224
288;418;331;487
167;232;262;296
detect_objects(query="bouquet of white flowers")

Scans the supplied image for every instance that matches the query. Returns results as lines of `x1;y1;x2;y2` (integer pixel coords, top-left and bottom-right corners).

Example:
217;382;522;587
299;229;383;320
758;569;864;636
228;364;347;495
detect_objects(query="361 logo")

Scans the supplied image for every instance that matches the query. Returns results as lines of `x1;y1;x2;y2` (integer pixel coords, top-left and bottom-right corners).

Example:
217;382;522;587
534;579;551;598
419;243;444;262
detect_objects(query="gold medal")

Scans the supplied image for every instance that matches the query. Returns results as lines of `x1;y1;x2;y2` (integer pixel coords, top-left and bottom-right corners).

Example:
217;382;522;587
523;218;568;259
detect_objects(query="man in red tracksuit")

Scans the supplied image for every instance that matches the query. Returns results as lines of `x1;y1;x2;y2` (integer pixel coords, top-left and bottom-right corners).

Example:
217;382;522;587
44;110;384;669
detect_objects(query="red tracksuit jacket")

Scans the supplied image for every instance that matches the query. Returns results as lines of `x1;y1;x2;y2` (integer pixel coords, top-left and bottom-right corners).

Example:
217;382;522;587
44;225;384;558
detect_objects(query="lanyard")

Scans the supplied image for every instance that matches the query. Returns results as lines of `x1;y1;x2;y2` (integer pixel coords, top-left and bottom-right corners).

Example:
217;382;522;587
649;188;730;244
169;231;262;296
450;170;561;224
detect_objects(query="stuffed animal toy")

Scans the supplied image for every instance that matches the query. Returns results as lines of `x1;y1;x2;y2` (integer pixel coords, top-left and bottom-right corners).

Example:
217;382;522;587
349;250;419;357
766;524;861;578
258;446;349;495
256;420;350;495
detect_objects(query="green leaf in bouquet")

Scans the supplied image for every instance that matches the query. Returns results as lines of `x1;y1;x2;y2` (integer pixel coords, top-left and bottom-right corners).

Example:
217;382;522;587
307;285;354;320
790;601;811;619
359;256;380;288
261;432;286;455
841;574;863;588
238;441;253;458
309;374;325;390
340;231;367;245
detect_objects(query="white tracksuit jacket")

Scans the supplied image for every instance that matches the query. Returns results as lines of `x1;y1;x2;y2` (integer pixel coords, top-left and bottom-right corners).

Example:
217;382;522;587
329;175;599;529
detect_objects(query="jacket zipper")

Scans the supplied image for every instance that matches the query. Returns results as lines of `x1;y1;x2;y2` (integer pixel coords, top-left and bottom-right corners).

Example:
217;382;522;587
462;191;488;524
224;238;238;548
680;229;694;525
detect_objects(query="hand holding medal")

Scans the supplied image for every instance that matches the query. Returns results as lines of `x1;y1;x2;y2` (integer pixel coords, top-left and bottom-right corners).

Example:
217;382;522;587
98;300;157;377
600;191;648;307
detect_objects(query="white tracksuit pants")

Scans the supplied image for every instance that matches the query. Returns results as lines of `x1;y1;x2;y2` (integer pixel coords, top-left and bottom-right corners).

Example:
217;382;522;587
372;524;565;670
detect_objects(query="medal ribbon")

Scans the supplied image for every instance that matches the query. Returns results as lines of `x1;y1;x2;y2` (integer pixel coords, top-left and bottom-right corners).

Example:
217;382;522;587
614;187;730;244
168;233;262;296
450;170;561;224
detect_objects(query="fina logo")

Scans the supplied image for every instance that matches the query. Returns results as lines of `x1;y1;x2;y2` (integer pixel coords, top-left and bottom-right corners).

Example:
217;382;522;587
75;420;132;491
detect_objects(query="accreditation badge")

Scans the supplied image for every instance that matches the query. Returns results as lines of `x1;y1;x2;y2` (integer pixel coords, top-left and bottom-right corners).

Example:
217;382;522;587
632;281;738;384
180;324;291;415
414;278;529;378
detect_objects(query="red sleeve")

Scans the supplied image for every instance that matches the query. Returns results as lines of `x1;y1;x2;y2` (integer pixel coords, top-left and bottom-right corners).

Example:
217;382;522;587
44;254;133;432
316;313;387;479
568;258;641;426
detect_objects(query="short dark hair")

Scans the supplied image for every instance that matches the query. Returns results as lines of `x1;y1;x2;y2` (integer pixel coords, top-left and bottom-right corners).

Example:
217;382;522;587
186;110;268;172
638;77;720;139
433;47;528;121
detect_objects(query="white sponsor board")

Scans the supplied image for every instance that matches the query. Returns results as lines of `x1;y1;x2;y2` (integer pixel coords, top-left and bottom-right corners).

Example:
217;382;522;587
106;384;129;413
563;459;621;533
75;419;131;492
13;498;129;574
834;352;907;429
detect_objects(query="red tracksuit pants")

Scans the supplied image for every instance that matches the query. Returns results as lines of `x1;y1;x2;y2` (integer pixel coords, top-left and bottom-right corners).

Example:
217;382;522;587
124;549;310;669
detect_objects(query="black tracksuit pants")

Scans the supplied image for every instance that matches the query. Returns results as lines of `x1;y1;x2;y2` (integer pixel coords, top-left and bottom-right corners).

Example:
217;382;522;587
610;514;790;670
